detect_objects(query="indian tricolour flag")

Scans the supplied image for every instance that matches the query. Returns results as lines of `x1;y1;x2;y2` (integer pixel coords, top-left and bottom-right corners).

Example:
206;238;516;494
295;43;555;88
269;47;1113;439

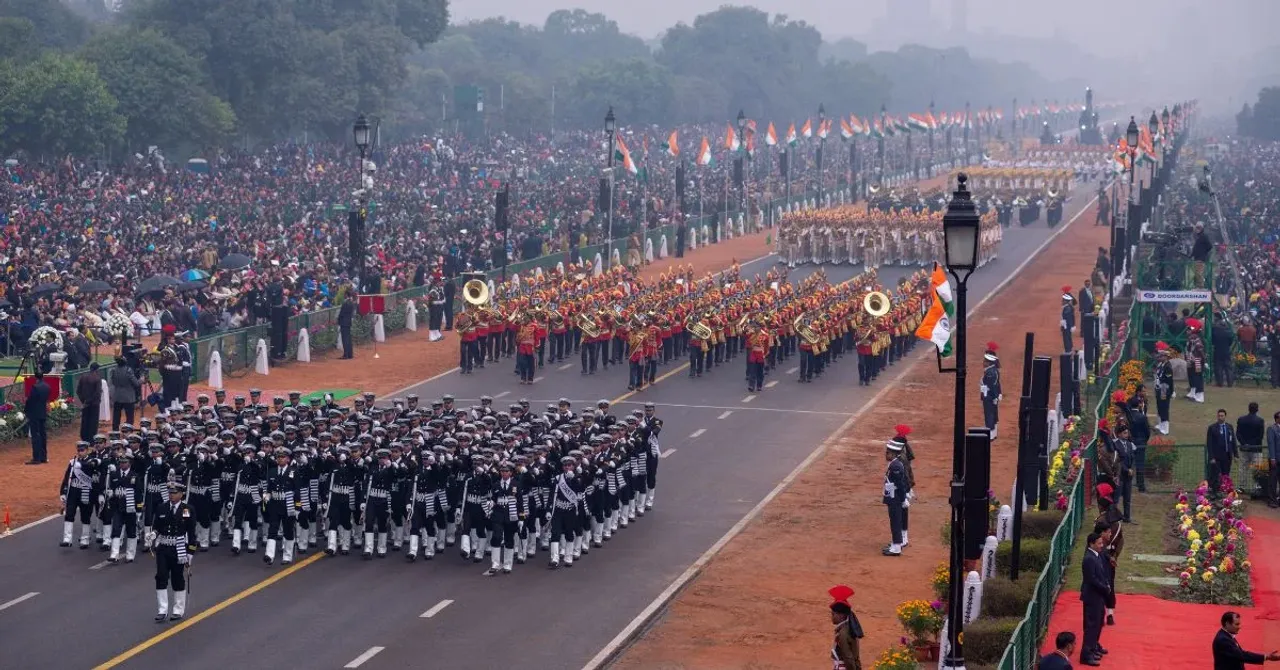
908;113;930;132
662;130;679;158
839;118;853;140
765;122;778;147
850;115;866;136
801;119;813;139
915;264;955;356
614;133;639;175
785;123;798;146
725;124;740;151
696;136;713;166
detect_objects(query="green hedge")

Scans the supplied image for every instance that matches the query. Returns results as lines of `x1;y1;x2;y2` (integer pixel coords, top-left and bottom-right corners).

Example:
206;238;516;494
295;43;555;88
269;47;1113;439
966;617;1022;666
994;538;1051;576
981;576;1039;618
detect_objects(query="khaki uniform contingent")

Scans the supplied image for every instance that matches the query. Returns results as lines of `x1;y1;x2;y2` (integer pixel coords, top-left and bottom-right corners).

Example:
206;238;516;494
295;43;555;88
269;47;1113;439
779;202;1001;269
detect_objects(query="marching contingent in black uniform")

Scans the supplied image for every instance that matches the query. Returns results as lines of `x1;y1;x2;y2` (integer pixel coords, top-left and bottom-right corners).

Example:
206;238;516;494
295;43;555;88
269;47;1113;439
58;389;666;613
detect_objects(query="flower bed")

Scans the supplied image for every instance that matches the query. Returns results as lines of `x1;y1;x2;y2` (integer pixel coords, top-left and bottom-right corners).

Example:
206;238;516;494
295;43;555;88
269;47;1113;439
1048;414;1086;509
1173;478;1254;605
0;397;81;443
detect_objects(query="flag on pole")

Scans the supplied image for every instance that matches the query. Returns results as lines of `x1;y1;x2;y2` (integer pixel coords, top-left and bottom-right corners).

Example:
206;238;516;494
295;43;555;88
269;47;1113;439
696;136;713;166
662;130;679;157
839;118;853;140
914;264;955;356
785;123;798;146
801;119;813;139
725;124;740;151
614;133;639;175
907;113;931;132
765;122;778;147
870;120;884;140
850;115;866;136
818;119;831;139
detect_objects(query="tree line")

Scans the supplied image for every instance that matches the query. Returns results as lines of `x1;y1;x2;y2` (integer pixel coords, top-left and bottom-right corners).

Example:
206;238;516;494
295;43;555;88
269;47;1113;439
0;1;1076;157
1237;87;1280;142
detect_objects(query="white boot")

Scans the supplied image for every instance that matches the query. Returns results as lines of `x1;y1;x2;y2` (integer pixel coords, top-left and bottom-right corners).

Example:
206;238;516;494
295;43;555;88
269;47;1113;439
460;532;472;559
885;543;903;555
295;527;308;554
209;520;221;546
502;548;514;573
549;541;561;567
326;529;338;556
156;590;169;621
902;530;911;546
363;532;375;557
446;521;457;546
435;529;446;552
990;425;998;440
474;537;488;562
354;529;363;547
408;534;420;561
125;537;138;562
646;489;655;509
376;532;388;557
171;590;187;619
424;532;436;559
246;527;258;553
232;528;243;553
264;538;277;565
620;509;629;528
485;546;501;575
109;536;122;562
629;499;637;521
79;522;91;548
282;537;294;565
525;533;536;558
591;520;603;547
62;521;74;547
391;523;403;550
562;540;574;567
339;528;351;554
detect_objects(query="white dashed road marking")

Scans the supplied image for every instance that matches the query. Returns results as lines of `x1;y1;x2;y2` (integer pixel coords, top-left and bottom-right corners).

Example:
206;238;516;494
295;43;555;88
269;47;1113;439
689;429;706;439
344;647;385;668
421;599;453;618
717;411;733;420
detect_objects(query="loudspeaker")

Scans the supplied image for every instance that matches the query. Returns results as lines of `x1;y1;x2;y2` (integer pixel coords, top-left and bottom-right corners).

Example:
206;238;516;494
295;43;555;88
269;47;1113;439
598;177;611;212
347;210;363;253
733;157;744;188
778;151;789;178
963;429;992;561
495;186;509;232
1111;227;1126;278
270;304;288;359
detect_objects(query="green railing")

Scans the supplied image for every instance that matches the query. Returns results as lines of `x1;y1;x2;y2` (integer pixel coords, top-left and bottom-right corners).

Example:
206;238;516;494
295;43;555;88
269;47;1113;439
997;377;1108;670
1136;442;1265;497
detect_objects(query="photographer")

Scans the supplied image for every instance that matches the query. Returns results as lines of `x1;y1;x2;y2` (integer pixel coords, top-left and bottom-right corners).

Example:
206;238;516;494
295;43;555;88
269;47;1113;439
110;355;143;430
1191;223;1212;287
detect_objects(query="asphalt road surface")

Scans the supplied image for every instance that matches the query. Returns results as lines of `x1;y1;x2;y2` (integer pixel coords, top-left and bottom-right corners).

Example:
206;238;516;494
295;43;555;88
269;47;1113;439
0;188;1098;670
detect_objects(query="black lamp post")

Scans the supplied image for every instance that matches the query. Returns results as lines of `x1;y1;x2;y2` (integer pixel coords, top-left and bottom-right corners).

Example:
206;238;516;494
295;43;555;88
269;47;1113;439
1148;112;1159;196
604;106;616;268
1161;106;1171;182
940;173;982;670
352;114;371;291
737;109;748;214
817;103;826;204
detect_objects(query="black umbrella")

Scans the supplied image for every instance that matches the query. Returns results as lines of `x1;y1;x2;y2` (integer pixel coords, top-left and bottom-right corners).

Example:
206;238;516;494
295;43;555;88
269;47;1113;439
135;274;180;296
80;280;113;293
218;253;252;271
177;279;208;292
31;282;62;296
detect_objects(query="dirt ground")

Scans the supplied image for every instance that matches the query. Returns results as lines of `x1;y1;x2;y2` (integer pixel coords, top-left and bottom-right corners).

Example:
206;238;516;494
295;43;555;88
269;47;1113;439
615;203;1108;669
0;227;773;528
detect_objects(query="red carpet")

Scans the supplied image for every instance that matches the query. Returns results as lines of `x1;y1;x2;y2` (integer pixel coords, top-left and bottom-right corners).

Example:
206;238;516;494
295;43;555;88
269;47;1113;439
1038;517;1280;668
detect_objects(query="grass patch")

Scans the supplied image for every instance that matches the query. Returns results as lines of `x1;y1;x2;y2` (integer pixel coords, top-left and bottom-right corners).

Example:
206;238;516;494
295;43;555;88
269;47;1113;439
1159;382;1280;445
1071;491;1177;598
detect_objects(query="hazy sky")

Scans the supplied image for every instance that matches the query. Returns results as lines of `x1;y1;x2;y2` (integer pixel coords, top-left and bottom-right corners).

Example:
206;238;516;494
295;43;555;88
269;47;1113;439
451;0;1280;62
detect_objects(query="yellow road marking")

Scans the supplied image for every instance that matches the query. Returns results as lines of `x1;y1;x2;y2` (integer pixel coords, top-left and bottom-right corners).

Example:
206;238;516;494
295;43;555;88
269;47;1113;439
93;552;326;669
92;363;690;668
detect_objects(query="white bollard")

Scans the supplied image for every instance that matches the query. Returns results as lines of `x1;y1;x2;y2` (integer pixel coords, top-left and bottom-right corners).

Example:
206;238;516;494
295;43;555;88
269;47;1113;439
593;253;604;275
611;248;622;267
702;225;710;244
659;235;669;258
207;350;223;390
996;504;1014;541
690;228;698;250
254;339;270;376
982;536;999;580
556;261;565;274
1012;481;1027;512
512;273;520;288
297;327;311;362
373;315;386;343
535;266;544;278
487;279;496;298
963;571;983;624
405;301;418;332
737;213;745;236
937;619;951;670
99;379;111;422
644;238;654;263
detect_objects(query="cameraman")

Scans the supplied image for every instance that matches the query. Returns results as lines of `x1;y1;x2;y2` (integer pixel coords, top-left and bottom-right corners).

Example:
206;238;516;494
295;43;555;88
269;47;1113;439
110;356;143;430
1191;223;1212;287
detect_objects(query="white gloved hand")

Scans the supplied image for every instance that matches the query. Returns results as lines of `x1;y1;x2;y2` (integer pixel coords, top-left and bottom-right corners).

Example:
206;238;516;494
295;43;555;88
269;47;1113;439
144;530;157;546
98;495;106;506
60;495;67;506
179;553;191;565
263;492;271;502
996;394;1003;404
902;498;911;509
980;384;989;397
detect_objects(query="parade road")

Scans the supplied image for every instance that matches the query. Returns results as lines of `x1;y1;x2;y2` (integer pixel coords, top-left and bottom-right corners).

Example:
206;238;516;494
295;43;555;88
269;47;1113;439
0;184;1100;670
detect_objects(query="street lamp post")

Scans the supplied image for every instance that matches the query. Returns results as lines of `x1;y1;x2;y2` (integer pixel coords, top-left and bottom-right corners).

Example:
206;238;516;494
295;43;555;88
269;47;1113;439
817;103;826;205
352;114;371;292
605;106;616;268
940;173;982;670
737;109;748;217
1148;112;1159;206
1111;116;1140;340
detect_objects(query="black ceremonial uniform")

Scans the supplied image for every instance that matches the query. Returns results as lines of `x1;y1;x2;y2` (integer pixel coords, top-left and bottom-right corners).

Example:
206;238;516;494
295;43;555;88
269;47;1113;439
882;457;908;555
107;462;143;562
60;449;98;547
1153;355;1173;432
262;458;300;565
151;493;196;621
486;471;525;574
407;455;441;560
323;454;362;555
362;461;397;558
981;363;1002;440
458;464;493;562
1060;302;1075;353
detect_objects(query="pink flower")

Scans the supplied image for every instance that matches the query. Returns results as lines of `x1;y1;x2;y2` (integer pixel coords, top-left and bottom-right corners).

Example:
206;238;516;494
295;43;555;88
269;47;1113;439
930;600;945;611
1226;543;1236;553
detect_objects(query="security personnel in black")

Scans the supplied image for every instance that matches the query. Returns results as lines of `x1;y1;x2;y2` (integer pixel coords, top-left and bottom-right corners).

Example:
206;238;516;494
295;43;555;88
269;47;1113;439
980;344;1003;440
338;291;356;359
486;461;525;575
107;453;143;563
230;443;263;555
151;482;196;622
406;447;441;562
1059;287;1076;353
262;447;301;566
882;438;909;556
141;444;173;549
60;441;98;548
1153;342;1173;435
324;445;361;556
187;441;220;550
388;443;410;551
362;448;396;559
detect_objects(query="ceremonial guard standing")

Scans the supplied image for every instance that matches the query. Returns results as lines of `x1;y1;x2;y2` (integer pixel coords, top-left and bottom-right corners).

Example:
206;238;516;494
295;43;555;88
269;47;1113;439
457;306;479;374
1152;341;1173;434
427;282;445;342
980;342;1003;440
627;323;647;391
1185;318;1207;403
175;332;192;404
60;441;98;548
1059;286;1075;353
882;435;909;556
158;331;184;409
151;482;196;622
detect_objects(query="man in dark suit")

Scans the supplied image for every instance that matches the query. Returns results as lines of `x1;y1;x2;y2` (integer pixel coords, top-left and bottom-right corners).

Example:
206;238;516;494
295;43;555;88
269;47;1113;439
1213;610;1278;669
1238;402;1266;484
1080;533;1111;666
76;362;103;442
443;278;456;331
1040;631;1076;670
1207;409;1239;495
24;370;51;464
338;292;356;360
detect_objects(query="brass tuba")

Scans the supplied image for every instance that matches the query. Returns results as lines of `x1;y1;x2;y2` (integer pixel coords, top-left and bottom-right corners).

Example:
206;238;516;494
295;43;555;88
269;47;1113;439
463;279;489;306
793;313;821;347
577;312;601;339
684;313;713;340
863;291;891;317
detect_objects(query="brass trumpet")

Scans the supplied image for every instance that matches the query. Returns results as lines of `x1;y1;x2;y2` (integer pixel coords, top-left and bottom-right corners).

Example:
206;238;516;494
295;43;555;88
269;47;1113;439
863;291;890;317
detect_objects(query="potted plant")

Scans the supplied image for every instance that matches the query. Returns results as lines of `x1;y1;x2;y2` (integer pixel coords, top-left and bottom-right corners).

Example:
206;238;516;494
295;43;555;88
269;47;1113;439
896;598;944;661
1147;436;1179;483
